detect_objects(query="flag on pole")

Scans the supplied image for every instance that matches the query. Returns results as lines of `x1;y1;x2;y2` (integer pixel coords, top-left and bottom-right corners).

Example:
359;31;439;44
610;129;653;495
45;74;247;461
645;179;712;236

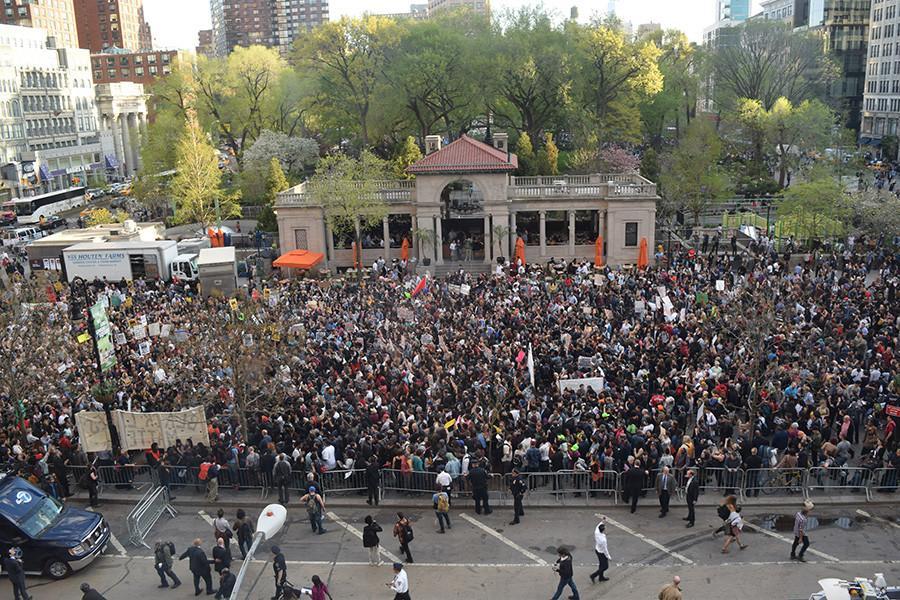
527;343;535;388
411;276;427;297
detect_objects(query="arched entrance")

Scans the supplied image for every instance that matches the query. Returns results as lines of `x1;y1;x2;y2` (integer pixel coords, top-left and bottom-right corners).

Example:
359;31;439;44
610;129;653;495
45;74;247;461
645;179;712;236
440;179;485;262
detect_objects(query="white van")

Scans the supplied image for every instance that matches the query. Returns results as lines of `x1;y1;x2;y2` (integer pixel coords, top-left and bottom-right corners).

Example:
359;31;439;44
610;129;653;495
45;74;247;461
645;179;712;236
1;226;43;246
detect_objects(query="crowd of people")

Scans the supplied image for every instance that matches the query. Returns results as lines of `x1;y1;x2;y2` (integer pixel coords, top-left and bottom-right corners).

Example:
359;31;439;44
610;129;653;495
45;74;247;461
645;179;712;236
0;233;898;522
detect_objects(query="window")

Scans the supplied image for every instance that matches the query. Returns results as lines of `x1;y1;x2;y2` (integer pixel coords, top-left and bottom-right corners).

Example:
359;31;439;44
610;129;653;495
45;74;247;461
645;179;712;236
624;222;638;247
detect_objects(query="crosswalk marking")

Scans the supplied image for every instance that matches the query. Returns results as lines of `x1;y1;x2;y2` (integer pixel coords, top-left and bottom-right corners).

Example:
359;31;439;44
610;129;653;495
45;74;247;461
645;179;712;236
459;513;549;566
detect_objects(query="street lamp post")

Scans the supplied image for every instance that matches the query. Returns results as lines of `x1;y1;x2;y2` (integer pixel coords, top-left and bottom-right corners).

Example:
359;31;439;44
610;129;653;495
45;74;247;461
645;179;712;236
229;504;287;600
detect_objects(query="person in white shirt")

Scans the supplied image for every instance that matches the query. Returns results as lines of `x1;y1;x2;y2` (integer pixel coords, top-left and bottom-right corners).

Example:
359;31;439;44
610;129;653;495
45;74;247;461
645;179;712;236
435;468;452;503
590;519;611;583
321;443;336;471
387;562;410;599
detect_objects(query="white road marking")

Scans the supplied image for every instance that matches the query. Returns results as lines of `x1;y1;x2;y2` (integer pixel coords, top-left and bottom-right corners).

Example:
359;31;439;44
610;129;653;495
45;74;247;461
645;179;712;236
741;522;840;562
87;507;127;556
459;513;549;566
856;509;900;530
598;514;694;565
325;511;402;564
198;510;240;552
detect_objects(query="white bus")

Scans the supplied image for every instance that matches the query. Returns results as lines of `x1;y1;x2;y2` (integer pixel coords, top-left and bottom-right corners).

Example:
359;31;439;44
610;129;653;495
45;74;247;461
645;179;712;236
12;186;86;224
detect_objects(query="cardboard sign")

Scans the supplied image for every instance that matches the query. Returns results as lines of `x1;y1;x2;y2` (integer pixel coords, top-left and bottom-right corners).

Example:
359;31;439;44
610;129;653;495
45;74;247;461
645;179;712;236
148;322;161;337
75;411;113;452
716;280;725;292
558;376;605;394
113;406;208;450
460;284;471;296
132;325;147;340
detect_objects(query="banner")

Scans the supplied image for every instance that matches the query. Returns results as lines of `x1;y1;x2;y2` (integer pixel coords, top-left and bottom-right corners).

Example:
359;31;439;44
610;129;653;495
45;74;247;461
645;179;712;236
113;406;208;451
558;376;605;394
75;411;113;453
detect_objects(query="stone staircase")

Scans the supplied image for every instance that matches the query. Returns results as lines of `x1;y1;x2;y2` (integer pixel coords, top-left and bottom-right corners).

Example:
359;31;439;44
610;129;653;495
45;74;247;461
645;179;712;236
422;261;494;278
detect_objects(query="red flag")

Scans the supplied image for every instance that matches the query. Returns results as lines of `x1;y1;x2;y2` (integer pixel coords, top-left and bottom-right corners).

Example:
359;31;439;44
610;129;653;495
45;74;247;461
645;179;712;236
411;277;427;297
46;285;57;303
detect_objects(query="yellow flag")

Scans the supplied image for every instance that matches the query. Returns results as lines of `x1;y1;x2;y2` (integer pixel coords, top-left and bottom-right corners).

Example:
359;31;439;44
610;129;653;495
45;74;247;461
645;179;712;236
76;332;90;344
264;287;271;300
229;298;238;311
124;296;133;308
444;418;456;430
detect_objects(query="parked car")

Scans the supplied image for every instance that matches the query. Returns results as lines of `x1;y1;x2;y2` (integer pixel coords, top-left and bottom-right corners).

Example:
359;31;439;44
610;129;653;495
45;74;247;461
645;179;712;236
110;196;128;209
0;210;15;225
39;215;67;231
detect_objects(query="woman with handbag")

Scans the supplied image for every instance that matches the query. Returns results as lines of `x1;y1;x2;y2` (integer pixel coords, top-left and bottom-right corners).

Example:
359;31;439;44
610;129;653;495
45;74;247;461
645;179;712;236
393;512;414;563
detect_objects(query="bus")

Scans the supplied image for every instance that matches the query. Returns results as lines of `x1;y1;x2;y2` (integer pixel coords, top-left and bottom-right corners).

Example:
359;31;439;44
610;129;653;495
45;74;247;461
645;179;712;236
12;186;87;224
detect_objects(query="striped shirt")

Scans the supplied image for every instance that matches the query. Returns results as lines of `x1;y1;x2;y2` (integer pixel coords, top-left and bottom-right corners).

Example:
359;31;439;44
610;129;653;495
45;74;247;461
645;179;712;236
793;511;807;537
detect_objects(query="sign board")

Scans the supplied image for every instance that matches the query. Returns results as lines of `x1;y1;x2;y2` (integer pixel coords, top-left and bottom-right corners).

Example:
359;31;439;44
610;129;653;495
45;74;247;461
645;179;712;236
113;406;208;451
886;405;900;418
558;376;605;394
75;411;113;453
90;300;116;372
460;284;471;296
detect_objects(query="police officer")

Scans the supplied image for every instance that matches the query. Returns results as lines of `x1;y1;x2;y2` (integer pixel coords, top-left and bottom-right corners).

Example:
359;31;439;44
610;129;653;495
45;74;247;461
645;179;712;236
467;459;492;515
271;545;287;600
3;547;31;600
509;468;527;525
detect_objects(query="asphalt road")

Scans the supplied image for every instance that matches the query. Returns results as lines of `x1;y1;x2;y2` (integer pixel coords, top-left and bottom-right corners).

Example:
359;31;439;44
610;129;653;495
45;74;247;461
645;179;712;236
15;500;900;600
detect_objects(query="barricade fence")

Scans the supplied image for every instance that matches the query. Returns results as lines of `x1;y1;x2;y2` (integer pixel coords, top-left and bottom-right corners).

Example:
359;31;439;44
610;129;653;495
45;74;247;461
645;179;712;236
61;464;900;505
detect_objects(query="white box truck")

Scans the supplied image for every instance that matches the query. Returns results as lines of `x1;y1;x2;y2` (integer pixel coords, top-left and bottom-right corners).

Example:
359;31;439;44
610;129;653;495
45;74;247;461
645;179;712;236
62;241;199;283
198;246;237;296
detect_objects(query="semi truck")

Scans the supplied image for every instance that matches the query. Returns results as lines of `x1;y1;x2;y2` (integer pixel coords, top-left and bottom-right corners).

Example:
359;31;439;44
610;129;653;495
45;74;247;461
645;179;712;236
61;241;198;283
198;246;237;297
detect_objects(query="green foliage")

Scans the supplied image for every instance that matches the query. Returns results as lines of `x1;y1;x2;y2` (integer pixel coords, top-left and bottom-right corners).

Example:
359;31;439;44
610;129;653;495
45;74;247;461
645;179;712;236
639;30;699;147
514;132;535;175
881;135;899;161
640;147;660;181
84;207;128;227
849;189;900;237
391;136;423;179
777;175;850;246
536;133;559;175
257;158;288;232
172;112;241;227
660;120;731;223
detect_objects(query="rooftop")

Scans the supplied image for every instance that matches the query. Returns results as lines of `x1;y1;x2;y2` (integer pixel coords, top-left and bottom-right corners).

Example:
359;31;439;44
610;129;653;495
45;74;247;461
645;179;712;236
408;135;518;174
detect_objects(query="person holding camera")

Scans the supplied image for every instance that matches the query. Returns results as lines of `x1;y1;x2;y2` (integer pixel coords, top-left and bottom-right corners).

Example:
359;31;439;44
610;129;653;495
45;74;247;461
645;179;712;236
550;546;579;600
363;515;383;566
3;547;30;600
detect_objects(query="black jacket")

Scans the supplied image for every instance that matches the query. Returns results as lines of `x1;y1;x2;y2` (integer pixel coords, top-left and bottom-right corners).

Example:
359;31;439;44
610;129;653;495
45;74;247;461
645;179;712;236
272;552;287;578
179;546;211;574
685;476;699;503
274;459;292;483
81;588;108;600
555;555;573;579
363;522;382;548
623;467;646;493
509;475;527;497
2;556;24;581
365;462;381;486
468;466;489;490
216;572;236;599
212;544;232;572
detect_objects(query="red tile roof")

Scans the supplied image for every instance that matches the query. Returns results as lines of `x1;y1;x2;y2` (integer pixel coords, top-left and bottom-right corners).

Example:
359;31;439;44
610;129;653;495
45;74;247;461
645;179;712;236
407;134;518;174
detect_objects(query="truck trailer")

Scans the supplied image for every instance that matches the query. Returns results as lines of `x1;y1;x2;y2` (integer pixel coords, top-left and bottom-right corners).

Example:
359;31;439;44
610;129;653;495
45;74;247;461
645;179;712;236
62;241;198;283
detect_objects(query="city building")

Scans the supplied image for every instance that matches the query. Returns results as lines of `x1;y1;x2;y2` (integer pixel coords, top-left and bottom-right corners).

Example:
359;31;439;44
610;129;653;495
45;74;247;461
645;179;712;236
701;2;750;113
274;134;658;271
196;28;213;56
91;47;180;86
716;0;750;22
0;0;80;49
795;0;870;132
636;22;662;38
427;0;489;17
73;0;153;53
377;3;428;20
861;0;899;153
759;0;794;22
0;24;102;198
95;81;147;178
210;0;329;58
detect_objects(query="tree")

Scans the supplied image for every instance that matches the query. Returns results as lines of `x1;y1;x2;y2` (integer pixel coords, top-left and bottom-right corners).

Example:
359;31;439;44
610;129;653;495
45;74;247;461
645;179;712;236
258;158;288;232
536;132;559;175
711;21;836;111
295;16;401;148
660;120;731;224
764;98;833;187
514;132;536;176
240;130;318;203
597;145;640;173
574;22;663;140
639;30;700;146
850;188;900;237
777;174;849;248
489;7;572;145
413;227;436;264
172;112;241;227
391;136;422;179
84;207;128;227
492;224;511;259
307;151;389;278
640;147;660;182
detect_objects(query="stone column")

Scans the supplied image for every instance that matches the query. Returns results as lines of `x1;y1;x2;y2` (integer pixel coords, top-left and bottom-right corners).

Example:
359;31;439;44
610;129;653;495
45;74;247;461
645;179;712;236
568;210;576;256
131;113;143;172
509;212;516;259
434;215;444;265
121;113;135;177
539;210;546;257
325;220;335;263
382;216;390;261
483;215;492;263
111;113;125;178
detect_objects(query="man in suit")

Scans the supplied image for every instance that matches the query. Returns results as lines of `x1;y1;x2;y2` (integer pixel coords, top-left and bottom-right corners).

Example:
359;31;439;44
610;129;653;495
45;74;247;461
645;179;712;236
215;568;236;600
683;469;699;527
3;547;30;600
656;466;675;518
179;538;216;596
623;460;648;514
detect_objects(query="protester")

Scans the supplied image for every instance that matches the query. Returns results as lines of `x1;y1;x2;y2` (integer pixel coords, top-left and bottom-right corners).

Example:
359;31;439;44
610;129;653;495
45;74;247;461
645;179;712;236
432;485;451;533
272;545;287;599
721;499;748;554
300;487;327;535
154;540;181;589
212;537;231;574
233;509;254;559
363;515;383;566
309;575;333;600
590;518;610;584
79;583;107;600
214;568;236;600
659;575;683;600
393;513;414;564
791;500;815;562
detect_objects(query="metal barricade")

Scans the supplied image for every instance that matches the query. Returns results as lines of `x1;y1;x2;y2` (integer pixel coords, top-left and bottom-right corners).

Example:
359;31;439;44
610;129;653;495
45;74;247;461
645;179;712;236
510;471;590;506
806;466;873;501
868;467;899;497
69;464;158;496
126;486;177;549
694;466;744;499
381;468;434;497
742;467;805;499
318;469;368;497
588;470;619;504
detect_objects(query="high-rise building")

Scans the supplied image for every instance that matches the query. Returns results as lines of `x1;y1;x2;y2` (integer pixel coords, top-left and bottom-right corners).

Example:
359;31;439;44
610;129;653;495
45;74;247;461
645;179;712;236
0;24;102;197
716;0;750;22
759;0;794;22
73;0;153;53
427;0;489;16
196;28;213;57
210;0;329;58
861;0;898;152
636;22;662;38
378;3;429;20
795;0;870;132
0;0;80;49
91;47;184;86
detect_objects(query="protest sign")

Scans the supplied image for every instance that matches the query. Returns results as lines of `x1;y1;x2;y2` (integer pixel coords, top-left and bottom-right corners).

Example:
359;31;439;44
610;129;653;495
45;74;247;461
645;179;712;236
75;411;113;453
460;284;471;296
558;376;605;394
716;280;725;292
113;406;208;451
148;322;161;337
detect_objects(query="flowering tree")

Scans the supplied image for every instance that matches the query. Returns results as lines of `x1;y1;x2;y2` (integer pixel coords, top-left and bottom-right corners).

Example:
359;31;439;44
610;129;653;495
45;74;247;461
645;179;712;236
598;145;640;173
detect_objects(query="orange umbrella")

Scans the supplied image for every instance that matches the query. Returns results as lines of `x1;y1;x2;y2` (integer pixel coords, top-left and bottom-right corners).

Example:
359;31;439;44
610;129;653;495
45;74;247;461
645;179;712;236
351;241;360;269
637;237;649;269
594;235;604;268
400;237;410;261
514;236;526;266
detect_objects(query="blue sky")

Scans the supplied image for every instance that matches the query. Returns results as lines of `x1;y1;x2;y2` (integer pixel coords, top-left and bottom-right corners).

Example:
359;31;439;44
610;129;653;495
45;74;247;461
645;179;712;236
144;0;762;51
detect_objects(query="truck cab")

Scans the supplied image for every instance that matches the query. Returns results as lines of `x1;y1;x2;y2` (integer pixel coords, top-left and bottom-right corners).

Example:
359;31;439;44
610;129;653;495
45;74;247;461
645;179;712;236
0;475;110;579
171;253;199;281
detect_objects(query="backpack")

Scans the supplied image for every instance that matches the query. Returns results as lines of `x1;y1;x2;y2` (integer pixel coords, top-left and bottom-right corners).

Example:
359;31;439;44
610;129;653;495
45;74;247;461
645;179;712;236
198;462;211;481
436;493;449;513
717;504;730;521
305;495;321;515
403;523;414;542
